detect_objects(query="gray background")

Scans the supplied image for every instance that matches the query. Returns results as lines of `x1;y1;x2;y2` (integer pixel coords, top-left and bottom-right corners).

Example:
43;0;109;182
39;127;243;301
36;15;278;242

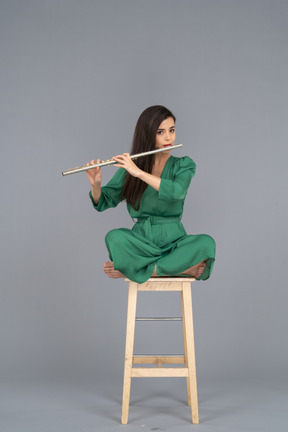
1;0;287;431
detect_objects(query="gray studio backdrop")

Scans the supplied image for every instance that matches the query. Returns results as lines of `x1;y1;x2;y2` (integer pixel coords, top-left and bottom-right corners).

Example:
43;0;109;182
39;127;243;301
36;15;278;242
1;0;287;389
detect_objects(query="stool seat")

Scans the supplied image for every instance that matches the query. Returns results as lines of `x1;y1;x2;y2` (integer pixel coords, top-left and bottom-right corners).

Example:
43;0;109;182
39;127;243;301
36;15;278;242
121;277;199;424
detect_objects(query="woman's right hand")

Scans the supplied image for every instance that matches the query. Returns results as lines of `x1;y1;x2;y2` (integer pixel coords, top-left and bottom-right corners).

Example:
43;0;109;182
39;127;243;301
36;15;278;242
86;159;102;186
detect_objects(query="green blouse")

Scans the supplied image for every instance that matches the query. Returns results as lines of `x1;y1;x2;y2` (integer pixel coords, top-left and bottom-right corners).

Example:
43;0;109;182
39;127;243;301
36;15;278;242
89;155;196;219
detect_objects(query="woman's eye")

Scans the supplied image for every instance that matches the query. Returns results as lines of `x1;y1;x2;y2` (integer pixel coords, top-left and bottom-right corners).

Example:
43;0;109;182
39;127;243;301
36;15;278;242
157;130;164;134
170;128;175;133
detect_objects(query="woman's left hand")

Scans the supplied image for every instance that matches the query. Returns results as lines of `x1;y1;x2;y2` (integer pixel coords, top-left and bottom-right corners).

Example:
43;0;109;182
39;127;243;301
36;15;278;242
112;153;142;178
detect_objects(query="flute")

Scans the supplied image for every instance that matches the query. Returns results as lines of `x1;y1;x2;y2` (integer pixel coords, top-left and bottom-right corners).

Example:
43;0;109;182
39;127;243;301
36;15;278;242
62;143;183;176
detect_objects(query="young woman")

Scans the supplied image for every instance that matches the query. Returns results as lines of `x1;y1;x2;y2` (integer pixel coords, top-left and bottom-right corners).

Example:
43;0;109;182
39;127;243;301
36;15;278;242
86;105;216;284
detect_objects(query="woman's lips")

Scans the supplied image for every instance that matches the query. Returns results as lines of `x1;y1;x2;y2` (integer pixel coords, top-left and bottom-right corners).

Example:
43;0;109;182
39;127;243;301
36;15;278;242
163;144;172;147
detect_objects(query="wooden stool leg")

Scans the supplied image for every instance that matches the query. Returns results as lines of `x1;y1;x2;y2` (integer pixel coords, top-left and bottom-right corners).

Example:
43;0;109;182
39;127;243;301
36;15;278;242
181;290;191;406
182;282;199;424
121;281;138;424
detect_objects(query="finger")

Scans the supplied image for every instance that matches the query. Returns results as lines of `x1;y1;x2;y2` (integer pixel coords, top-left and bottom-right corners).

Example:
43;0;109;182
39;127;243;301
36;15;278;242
119;153;130;160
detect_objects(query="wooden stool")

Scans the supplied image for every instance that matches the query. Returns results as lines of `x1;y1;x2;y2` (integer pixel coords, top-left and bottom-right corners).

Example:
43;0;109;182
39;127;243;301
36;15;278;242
121;277;199;424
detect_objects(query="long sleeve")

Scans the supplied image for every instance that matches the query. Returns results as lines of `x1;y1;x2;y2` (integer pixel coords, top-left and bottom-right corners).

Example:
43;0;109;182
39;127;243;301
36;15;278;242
89;167;126;212
158;156;196;201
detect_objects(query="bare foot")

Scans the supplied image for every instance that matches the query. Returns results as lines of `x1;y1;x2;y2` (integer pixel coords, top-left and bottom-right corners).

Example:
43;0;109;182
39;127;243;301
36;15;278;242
103;261;125;279
181;260;208;278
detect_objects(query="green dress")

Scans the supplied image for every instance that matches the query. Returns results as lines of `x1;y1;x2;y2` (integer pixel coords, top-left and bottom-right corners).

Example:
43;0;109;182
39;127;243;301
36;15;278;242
89;155;216;284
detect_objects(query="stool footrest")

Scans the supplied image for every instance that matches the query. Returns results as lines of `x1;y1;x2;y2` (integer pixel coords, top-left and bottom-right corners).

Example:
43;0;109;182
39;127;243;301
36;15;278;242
131;368;189;377
133;355;185;364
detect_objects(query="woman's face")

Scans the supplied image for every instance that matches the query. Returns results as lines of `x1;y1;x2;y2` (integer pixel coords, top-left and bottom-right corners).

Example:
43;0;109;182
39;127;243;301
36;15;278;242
155;117;176;149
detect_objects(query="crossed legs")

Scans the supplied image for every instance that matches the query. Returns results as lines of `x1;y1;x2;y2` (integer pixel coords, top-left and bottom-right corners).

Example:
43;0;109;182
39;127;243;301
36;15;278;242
103;260;208;279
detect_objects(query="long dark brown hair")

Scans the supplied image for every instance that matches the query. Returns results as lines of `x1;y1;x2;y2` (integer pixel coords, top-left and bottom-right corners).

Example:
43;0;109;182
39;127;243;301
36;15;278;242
121;105;176;210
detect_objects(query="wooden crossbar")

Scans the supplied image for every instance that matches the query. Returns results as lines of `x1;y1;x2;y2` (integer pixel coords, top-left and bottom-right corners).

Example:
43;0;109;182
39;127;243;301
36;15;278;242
133;356;185;364
131;368;189;378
